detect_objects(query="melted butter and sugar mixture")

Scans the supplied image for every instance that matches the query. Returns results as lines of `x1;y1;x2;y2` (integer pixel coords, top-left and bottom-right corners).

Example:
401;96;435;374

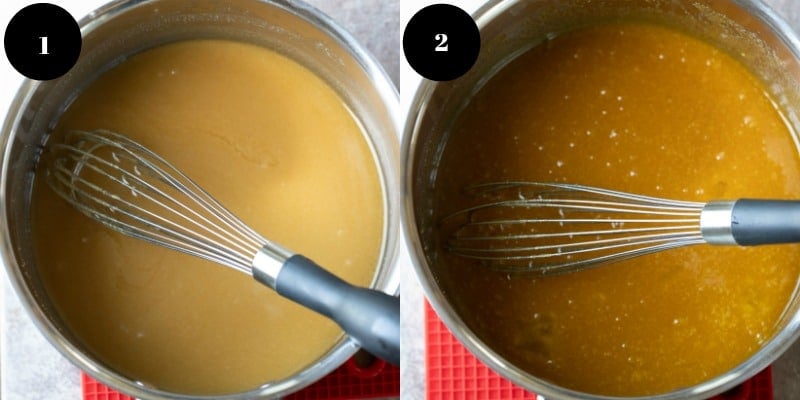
32;40;384;394
433;23;800;396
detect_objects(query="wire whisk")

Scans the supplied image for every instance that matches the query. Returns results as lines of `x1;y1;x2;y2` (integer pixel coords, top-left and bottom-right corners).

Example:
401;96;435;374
445;182;800;275
46;129;400;364
48;130;268;274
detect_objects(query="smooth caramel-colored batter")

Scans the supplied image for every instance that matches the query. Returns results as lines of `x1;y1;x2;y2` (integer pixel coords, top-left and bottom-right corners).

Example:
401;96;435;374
31;40;384;394
433;23;800;396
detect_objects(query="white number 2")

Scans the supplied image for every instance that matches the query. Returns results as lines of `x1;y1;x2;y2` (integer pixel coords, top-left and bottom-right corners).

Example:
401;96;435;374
434;33;448;52
39;36;49;55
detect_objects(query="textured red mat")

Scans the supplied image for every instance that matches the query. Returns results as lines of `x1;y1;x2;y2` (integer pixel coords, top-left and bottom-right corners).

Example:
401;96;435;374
82;353;399;400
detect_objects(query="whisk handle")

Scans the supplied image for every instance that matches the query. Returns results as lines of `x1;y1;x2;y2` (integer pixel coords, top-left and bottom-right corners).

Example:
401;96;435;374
729;199;800;245
272;255;400;365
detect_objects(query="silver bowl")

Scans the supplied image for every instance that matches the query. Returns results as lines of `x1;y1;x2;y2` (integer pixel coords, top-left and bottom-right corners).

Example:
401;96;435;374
404;0;800;399
0;0;401;398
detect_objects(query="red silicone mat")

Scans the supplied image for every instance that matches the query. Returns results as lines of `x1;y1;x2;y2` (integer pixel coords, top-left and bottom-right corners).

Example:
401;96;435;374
82;354;399;400
425;301;773;400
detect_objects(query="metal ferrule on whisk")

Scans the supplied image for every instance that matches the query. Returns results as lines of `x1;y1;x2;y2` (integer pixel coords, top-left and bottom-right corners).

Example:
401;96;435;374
699;200;738;245
251;243;293;289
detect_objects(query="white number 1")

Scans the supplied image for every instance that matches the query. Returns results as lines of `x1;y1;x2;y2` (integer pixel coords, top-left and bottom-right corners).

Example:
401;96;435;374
435;33;448;52
39;36;49;55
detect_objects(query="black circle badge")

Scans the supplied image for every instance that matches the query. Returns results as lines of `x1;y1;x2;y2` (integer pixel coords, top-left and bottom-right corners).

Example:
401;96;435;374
403;4;480;82
4;3;82;81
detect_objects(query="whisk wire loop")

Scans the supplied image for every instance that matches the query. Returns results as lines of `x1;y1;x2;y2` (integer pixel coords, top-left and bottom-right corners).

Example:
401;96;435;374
49;155;245;264
455;223;701;242
446;181;708;274
47;129;267;274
